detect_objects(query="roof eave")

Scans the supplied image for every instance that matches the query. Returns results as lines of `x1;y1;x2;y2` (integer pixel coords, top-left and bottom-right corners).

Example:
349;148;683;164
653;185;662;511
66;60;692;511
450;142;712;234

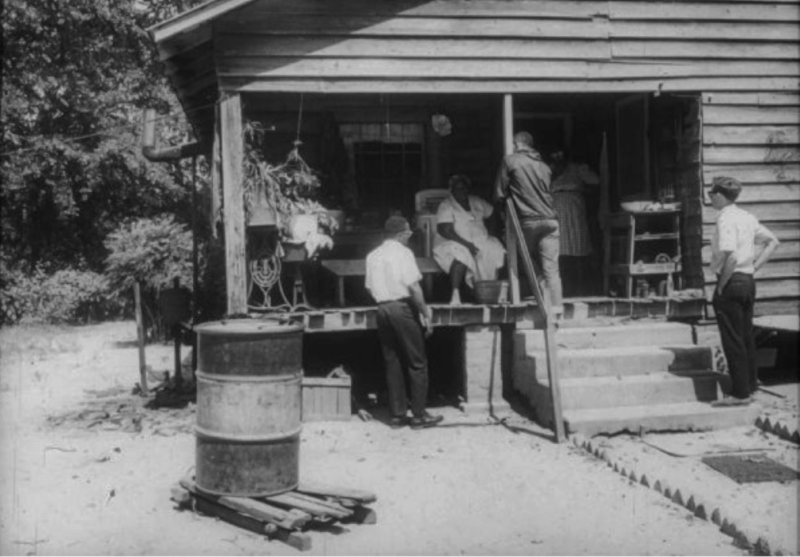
147;0;259;43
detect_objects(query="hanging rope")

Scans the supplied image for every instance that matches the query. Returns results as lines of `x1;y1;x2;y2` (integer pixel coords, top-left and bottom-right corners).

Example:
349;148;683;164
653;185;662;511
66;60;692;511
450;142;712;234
293;93;305;148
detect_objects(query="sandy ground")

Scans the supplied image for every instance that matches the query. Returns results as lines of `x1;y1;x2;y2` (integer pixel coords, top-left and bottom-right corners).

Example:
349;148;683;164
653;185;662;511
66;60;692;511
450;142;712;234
0;321;792;555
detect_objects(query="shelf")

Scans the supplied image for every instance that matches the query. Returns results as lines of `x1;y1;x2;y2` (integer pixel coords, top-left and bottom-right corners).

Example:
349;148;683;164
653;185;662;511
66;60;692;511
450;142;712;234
633;233;680;241
610;263;681;276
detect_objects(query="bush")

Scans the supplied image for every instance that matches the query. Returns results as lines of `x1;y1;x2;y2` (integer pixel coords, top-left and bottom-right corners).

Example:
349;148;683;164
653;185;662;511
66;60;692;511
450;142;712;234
104;215;194;339
0;264;118;325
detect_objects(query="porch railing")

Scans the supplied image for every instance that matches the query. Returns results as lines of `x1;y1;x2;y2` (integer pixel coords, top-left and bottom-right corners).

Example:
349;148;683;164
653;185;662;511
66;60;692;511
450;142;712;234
505;198;566;443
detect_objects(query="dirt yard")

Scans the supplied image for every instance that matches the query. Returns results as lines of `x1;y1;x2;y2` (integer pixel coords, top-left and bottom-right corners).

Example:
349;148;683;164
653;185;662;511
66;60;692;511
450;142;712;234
0;321;796;555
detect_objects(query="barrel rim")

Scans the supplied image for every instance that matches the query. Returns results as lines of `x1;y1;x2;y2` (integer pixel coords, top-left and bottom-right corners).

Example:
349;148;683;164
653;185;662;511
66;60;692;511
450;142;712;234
195;318;304;335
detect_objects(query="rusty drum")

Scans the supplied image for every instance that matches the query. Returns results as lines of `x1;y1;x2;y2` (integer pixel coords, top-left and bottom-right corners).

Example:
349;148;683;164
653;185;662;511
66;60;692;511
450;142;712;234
194;319;303;496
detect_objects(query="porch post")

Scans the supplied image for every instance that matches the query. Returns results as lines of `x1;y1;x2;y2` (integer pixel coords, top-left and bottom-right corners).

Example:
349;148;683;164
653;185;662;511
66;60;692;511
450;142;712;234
220;93;248;315
503;94;520;304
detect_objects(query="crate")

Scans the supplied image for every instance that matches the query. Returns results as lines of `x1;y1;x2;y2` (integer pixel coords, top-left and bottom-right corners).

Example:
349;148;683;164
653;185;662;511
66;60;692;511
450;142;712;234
302;376;352;422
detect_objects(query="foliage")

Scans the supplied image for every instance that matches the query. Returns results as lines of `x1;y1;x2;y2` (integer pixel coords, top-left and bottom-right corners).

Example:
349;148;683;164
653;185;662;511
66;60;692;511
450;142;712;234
243;122;338;240
104;215;194;294
0;261;118;325
1;0;206;274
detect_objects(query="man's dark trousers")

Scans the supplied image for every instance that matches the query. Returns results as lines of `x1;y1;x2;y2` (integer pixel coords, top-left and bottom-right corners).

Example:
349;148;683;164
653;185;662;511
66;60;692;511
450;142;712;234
713;273;758;399
375;299;428;418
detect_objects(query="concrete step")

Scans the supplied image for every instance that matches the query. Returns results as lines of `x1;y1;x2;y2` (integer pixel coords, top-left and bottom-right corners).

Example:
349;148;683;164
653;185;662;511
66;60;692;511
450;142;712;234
545;372;721;411
519;344;713;381
564;401;761;437
516;321;694;352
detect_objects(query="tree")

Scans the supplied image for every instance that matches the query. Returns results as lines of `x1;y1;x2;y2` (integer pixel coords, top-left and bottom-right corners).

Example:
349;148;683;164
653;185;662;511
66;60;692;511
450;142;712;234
1;0;206;274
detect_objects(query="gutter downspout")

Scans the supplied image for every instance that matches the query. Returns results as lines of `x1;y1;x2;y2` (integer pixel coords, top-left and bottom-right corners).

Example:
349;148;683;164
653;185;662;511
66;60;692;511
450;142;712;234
141;109;204;161
140;109;204;366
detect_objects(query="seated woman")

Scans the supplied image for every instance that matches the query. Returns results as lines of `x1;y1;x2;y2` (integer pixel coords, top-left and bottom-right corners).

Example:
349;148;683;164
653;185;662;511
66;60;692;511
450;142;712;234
433;174;506;305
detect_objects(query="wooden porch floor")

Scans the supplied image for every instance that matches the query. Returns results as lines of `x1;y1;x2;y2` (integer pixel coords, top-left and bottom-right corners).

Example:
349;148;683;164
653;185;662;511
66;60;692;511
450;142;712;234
251;296;705;332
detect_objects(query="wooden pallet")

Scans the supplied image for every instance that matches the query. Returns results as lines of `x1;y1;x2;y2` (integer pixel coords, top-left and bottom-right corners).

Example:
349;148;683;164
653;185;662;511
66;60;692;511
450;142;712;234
171;477;377;551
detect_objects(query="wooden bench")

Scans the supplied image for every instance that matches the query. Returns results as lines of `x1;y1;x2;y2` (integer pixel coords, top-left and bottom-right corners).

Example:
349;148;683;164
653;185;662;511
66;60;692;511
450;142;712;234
321;258;443;307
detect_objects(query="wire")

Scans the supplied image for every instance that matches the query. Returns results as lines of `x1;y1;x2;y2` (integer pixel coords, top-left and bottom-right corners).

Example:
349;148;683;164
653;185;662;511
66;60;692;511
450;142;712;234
0;100;219;158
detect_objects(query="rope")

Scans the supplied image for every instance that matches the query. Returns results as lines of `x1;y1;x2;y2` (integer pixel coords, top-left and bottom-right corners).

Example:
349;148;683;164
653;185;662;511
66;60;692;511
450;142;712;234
294;93;304;147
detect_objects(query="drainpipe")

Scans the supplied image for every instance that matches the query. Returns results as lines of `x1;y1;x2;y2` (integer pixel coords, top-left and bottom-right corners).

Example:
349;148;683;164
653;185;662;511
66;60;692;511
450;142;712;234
141;108;204;369
140;108;204;161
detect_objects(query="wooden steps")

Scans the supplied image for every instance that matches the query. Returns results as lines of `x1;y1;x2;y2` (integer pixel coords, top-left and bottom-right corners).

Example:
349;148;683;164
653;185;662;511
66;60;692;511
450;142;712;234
171;477;376;551
512;320;756;436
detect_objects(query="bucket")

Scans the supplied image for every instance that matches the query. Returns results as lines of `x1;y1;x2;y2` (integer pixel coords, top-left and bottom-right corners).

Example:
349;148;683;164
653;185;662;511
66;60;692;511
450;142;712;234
474;280;509;304
194;319;304;496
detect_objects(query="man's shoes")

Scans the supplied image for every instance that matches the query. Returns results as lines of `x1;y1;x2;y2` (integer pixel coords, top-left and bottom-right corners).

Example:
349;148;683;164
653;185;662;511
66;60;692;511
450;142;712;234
389;416;410;429
410;412;443;430
711;396;751;407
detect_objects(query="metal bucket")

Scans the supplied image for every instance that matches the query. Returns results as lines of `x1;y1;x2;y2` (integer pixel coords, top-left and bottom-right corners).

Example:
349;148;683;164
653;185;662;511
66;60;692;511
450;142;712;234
194;319;304;496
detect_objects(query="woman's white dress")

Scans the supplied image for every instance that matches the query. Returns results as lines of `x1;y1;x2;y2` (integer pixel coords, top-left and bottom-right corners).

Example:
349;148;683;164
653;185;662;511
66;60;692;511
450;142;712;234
432;194;506;287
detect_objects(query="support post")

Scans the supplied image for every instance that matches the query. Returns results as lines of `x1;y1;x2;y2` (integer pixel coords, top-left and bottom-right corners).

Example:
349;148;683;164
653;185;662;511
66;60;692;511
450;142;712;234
502;94;520;304
134;282;148;396
220;94;248;315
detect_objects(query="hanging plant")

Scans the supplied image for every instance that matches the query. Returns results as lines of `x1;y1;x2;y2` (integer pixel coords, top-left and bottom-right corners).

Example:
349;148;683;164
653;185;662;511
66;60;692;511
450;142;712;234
243;121;338;256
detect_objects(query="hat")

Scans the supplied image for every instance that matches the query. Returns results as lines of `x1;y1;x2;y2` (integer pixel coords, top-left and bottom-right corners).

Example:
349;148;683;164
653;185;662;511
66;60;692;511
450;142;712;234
710;176;742;202
384;215;410;235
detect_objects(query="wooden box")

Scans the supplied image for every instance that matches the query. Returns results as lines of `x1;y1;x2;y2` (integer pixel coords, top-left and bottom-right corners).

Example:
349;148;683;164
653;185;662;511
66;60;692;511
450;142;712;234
302;376;352;422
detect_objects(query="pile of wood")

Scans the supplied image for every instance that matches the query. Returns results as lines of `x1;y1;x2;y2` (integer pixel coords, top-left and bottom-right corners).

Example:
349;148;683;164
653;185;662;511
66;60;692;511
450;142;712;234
171;477;377;551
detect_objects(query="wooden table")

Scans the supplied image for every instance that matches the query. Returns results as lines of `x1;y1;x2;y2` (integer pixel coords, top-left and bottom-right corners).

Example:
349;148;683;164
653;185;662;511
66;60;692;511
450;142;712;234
321;258;442;306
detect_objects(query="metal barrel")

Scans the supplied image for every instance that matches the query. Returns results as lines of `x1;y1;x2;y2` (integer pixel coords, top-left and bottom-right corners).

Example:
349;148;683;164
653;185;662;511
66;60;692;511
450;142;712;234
194;319;304;497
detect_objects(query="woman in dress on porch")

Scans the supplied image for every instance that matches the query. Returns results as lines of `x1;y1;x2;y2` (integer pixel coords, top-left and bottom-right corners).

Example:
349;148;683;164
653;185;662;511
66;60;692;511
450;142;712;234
550;148;601;297
433;174;506;305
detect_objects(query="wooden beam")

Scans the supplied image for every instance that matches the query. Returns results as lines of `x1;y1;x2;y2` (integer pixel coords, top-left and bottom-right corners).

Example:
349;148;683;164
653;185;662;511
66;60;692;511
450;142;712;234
216;58;800;80
220;94;248;315
502;94;520;305
221;76;800;95
703;125;800;146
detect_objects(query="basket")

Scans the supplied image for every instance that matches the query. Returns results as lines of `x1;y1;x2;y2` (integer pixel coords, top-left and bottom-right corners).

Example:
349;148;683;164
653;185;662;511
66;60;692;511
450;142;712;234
474;280;509;304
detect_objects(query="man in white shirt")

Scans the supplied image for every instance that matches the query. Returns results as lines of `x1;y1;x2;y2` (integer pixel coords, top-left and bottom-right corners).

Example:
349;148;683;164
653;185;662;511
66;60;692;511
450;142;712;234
708;176;779;406
365;216;443;429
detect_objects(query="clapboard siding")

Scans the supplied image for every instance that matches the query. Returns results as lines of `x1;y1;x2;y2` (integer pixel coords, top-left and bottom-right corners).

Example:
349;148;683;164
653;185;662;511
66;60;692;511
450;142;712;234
703;146;800;166
701;201;800;223
704;125;800;146
703;105;800;125
702;241;800;265
218;36;800;61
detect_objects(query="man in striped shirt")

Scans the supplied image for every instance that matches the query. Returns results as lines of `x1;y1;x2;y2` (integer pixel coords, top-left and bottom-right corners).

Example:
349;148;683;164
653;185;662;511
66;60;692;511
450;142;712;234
708;176;779;406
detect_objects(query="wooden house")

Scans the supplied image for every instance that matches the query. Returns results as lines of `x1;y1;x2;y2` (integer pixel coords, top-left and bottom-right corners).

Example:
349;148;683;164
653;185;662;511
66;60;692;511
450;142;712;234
148;0;799;429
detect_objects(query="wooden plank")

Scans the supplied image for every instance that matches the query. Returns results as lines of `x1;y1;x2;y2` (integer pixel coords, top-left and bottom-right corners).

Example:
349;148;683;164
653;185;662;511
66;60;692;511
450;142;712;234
609;1;800;22
321;257;442;277
702;240;800;263
220;94;248;315
222;76;800;94
612;40;799;61
703;93;800;106
296;482;377;505
217;35;614;60
219;15;610;39
702;164;800;184
283;491;353;516
611;20;800;41
264;492;352;519
704;259;800;282
503;94;520;305
179;478;312;530
703;125;800;146
703;277;800;300
701;200;800;223
217;57;800;80
239;0;609;19
700;183;800;203
703;146;800;165
754;298;800;317
704;220;800;241
703;105;800;126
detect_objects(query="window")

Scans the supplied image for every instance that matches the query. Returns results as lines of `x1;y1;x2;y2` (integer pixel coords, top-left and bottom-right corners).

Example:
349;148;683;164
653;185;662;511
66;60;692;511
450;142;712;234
340;123;424;217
